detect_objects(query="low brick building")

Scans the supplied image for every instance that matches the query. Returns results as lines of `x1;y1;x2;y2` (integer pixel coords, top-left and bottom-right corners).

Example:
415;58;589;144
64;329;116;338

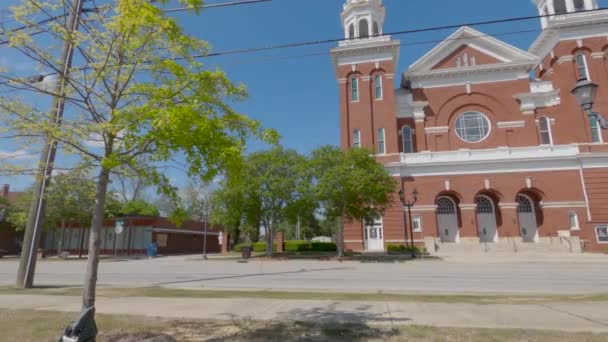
44;216;224;256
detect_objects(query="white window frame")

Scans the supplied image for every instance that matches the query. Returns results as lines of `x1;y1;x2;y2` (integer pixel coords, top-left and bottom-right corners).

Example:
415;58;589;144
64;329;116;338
595;225;608;244
454;111;492;143
364;217;384;240
374;74;383;101
575;53;591;81
353;129;361;148
351;77;359;103
569;212;580;230
377;128;386;155
538;116;554;145
412;215;422;233
402;125;414;153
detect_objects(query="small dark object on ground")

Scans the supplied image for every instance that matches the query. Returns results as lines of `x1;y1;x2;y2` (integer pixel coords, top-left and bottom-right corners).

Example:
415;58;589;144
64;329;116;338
60;307;98;342
241;246;252;259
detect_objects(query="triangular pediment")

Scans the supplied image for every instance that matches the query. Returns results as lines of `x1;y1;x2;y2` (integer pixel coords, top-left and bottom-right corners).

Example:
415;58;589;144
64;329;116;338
409;26;538;73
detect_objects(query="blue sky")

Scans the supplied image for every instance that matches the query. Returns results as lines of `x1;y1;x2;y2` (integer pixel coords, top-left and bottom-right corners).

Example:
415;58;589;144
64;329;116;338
1;0;606;190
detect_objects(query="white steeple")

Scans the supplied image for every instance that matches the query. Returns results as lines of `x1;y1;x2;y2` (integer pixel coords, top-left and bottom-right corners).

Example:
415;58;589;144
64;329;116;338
533;0;599;28
341;0;386;41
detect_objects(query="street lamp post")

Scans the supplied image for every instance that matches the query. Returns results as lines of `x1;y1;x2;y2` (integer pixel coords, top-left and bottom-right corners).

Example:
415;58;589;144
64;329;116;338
571;78;608;131
399;187;419;259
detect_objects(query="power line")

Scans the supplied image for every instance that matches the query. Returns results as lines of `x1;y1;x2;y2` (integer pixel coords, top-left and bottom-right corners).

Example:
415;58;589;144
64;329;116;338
82;0;273;14
0;13;69;37
162;0;273;13
200;6;608;59
2;7;607;83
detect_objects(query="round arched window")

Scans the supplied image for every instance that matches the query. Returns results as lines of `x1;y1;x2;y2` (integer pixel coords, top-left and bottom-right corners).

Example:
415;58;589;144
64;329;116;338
455;111;491;143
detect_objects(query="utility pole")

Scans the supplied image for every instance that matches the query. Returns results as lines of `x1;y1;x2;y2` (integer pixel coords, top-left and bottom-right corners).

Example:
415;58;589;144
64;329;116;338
16;0;85;288
202;198;210;259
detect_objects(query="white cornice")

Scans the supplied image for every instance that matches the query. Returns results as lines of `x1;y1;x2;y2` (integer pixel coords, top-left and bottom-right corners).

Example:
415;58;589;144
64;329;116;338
497;121;526;128
424;126;449;134
513;83;561;113
331;39;400;77
529;11;608;58
384;144;608;177
541;201;587;208
396;88;428;119
404;61;537;89
409;26;538;73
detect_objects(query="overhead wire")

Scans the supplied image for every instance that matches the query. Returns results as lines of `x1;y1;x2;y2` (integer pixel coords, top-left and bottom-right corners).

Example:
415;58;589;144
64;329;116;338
0;6;606;84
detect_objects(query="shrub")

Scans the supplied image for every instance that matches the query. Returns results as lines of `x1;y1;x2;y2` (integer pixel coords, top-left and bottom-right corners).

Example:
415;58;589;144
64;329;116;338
253;242;276;253
604;247;608;255
285;240;309;252
283;241;337;252
309;242;337;252
387;244;406;253
234;243;251;253
387;244;423;254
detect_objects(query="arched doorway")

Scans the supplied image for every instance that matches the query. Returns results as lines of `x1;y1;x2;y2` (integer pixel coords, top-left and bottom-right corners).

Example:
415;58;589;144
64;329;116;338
517;194;538;242
476;195;498;243
437;197;459;243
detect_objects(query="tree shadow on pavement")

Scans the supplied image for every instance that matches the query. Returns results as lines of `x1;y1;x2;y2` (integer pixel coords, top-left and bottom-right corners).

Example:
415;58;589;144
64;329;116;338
195;303;407;341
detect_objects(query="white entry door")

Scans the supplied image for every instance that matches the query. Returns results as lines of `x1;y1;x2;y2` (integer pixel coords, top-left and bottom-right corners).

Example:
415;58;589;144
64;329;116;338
364;219;384;251
517;194;538;243
437;197;459;243
476;196;498;243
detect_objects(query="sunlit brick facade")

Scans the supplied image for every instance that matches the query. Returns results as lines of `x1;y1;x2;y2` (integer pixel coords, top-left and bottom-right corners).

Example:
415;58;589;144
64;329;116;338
332;0;608;253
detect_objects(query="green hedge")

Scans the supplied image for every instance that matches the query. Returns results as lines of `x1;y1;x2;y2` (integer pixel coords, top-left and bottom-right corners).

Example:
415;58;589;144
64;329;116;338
234;242;276;253
284;240;337;252
285;240;309;252
236;241;337;253
386;244;424;254
310;242;337;252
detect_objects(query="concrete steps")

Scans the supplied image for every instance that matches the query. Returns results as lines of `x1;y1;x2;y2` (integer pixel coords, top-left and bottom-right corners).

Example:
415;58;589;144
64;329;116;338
425;236;581;255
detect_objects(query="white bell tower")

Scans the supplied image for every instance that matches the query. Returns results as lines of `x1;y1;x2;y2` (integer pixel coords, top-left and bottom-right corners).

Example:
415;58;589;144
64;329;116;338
341;0;386;41
533;0;599;28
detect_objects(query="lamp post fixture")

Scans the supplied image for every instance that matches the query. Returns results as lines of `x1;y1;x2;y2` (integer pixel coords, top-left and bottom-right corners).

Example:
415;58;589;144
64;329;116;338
571;78;608;131
399;187;418;259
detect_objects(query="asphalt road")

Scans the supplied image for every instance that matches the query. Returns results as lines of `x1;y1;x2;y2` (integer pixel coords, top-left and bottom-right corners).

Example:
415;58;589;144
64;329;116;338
1;254;608;294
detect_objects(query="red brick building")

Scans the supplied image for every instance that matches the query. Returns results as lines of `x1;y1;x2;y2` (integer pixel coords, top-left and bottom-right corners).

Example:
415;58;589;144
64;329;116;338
43;216;224;256
331;0;608;253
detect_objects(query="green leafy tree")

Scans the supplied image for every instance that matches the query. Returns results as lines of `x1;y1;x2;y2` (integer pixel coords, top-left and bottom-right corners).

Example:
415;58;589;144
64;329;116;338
311;146;397;257
244;148;307;256
119;199;160;216
210;178;245;247
45;170;97;254
0;189;31;232
1;0;277;312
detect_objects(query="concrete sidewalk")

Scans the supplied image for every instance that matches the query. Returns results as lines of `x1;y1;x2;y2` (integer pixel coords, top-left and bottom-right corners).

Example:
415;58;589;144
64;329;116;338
1;294;607;333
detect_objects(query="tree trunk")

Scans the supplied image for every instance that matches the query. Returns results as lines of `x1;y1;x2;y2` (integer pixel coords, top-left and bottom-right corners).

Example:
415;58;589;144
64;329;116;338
78;220;85;259
265;222;273;257
82;167;111;310
57;219;66;256
337;209;345;258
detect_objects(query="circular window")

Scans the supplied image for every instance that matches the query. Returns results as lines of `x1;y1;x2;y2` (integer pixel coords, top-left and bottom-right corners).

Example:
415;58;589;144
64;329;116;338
455;111;491;143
